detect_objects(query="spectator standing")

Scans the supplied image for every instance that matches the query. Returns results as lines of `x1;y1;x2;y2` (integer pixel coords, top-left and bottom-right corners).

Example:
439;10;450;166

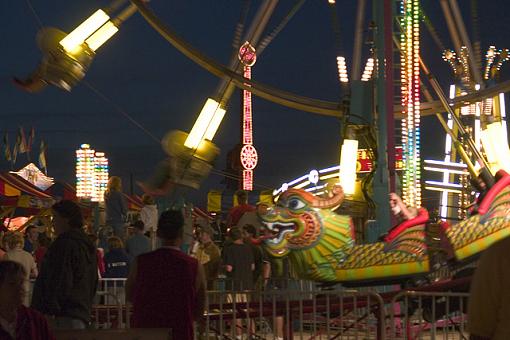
222;227;254;340
104;237;130;303
104;176;128;240
126;210;206;340
104;237;130;279
125;221;151;261
191;224;221;290
31;200;98;330
139;194;158;247
3;232;38;306
242;224;270;288
226;191;256;228
23;225;39;254
0;261;55;340
222;227;254;291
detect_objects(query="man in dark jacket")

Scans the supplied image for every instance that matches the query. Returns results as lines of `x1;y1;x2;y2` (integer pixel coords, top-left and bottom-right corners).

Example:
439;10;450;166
31;200;98;329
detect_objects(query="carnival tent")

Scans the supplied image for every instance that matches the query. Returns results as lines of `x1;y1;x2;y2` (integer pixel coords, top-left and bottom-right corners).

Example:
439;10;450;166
0;172;54;229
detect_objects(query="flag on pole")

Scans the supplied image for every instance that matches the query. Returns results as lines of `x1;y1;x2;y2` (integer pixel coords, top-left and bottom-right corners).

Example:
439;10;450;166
39;140;47;173
12;133;21;164
3;133;11;162
27;127;35;152
18;127;28;154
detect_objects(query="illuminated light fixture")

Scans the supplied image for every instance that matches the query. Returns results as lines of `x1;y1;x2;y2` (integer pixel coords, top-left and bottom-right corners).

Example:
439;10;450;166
60;9;110;54
361;58;374;81
500;93;507;141
184;98;226;149
319;165;340;173
305;184;326;192
423;159;468;168
400;0;421;207
308;170;319;185
76;144;109;202
320;173;342;181
339;139;358;195
238;41;258;191
294;180;311;190
424;182;463;194
204;104;226;141
84;21;119;52
423;166;467;175
336;56;349;83
480;122;510;174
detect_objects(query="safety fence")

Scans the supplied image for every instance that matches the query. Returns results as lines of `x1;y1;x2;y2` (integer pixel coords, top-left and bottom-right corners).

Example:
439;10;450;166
387;291;469;340
87;278;472;339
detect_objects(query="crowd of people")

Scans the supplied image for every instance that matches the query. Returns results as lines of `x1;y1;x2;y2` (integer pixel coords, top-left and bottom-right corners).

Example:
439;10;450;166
0;174;295;340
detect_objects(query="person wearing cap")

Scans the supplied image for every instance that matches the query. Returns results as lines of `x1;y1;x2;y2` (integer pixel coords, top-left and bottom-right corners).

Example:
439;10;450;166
125;220;151;261
191;223;220;290
126;210;206;340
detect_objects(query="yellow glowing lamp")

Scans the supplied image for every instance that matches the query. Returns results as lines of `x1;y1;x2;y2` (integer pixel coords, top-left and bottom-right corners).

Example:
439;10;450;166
60;9;110;54
339;139;358;195
481;122;510;174
184;98;226;149
85;21;119;51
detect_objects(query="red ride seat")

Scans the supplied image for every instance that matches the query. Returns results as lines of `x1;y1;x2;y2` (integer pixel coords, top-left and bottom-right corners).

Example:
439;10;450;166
384;207;429;243
476;170;510;215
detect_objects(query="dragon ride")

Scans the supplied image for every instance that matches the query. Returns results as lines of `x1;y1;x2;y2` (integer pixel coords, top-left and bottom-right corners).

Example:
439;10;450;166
257;170;510;284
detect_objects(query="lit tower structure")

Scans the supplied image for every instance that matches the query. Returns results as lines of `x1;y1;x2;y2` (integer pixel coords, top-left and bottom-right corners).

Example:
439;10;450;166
76;144;95;199
76;144;109;202
425;46;509;220
238;41;258;191
92;152;109;202
400;0;421;208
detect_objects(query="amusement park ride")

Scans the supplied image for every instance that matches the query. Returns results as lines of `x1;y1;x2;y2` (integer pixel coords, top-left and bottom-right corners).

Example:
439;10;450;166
15;0;510;287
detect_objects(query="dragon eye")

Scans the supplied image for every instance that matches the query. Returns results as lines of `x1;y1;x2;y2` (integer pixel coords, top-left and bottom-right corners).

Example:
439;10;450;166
288;198;305;210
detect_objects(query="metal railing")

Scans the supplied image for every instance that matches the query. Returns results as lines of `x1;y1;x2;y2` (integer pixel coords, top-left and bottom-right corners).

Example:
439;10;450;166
202;288;386;339
63;278;475;340
388;290;470;340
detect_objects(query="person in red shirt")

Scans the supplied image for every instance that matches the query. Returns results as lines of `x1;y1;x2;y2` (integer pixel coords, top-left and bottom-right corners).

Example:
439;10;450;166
0;260;55;340
126;210;206;340
226;190;256;228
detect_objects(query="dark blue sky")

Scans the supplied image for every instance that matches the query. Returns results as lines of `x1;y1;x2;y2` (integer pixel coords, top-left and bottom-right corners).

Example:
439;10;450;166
1;0;509;208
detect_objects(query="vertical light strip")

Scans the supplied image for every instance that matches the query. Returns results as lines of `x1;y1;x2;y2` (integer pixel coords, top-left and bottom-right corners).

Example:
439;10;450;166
401;0;421;207
337;56;349;83
242;64;254;190
440;85;455;219
500;93;508;141
239;42;258;191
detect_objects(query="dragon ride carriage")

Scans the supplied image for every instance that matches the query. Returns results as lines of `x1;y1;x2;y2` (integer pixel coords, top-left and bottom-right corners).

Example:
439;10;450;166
256;169;510;286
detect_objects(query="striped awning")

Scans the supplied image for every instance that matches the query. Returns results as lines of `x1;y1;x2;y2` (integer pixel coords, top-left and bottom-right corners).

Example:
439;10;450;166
0;173;52;199
207;190;274;213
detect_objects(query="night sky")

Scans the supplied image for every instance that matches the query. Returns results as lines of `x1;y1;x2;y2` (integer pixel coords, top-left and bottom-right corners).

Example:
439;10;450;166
1;1;509;209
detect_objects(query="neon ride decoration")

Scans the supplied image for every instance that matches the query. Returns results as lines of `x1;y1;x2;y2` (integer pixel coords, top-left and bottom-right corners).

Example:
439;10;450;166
238;41;258;191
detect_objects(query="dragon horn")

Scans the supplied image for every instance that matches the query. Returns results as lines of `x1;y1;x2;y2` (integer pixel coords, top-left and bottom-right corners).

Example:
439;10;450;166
311;185;345;209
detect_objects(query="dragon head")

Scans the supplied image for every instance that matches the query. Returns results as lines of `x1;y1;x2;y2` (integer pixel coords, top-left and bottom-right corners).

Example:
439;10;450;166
257;185;346;258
